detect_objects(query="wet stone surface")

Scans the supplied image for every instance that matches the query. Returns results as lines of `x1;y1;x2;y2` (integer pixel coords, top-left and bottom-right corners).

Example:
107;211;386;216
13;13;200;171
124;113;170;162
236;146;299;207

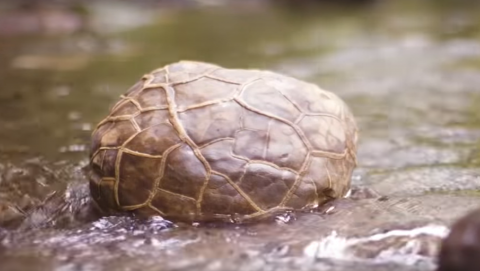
0;0;480;271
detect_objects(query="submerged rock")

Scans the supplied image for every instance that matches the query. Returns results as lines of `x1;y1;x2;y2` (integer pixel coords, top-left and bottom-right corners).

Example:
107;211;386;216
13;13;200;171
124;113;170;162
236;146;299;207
437;208;480;271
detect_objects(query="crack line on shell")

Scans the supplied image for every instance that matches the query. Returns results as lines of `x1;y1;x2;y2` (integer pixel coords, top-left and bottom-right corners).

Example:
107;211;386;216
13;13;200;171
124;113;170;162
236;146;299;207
121;144;182;212
163;67;213;215
113;124;146;207
211;171;264;213
176;97;236;113
263;118;273;160
231;154;299;175
275;83;304;114
148;203;166;216
130;118;141;132
279;152;311;207
233;97;313;151
325;161;333;190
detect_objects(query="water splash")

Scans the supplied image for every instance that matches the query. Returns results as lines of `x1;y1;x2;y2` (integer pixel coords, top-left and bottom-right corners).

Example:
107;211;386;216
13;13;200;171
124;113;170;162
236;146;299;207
304;224;450;268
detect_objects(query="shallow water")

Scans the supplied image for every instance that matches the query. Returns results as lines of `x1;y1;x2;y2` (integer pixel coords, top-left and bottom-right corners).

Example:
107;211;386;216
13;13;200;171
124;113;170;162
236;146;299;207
0;0;480;271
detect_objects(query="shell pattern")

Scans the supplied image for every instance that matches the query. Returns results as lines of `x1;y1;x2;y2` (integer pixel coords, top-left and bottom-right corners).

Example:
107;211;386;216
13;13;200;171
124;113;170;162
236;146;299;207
88;61;358;223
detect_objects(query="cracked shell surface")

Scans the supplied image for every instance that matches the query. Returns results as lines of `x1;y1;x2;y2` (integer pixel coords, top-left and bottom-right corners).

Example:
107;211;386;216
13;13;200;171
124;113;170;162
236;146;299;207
88;60;359;223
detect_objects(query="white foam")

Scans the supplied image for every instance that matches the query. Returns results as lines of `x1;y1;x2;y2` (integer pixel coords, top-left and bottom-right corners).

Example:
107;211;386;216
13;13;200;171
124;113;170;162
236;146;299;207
304;231;351;259
360;224;449;242
304;224;450;266
343;189;352;198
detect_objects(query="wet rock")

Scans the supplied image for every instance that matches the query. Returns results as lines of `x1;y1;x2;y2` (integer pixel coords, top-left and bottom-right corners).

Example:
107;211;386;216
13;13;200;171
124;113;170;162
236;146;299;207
437;208;480;271
363;167;480;197
357;138;469;170
0;0;479;270
0;159;87;229
0;200;24;229
413;126;480;146
17;184;91;230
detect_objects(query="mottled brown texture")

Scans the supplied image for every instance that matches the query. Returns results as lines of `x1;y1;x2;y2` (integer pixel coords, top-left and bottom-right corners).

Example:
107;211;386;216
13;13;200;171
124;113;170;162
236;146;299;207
88;60;358;223
437;208;480;271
